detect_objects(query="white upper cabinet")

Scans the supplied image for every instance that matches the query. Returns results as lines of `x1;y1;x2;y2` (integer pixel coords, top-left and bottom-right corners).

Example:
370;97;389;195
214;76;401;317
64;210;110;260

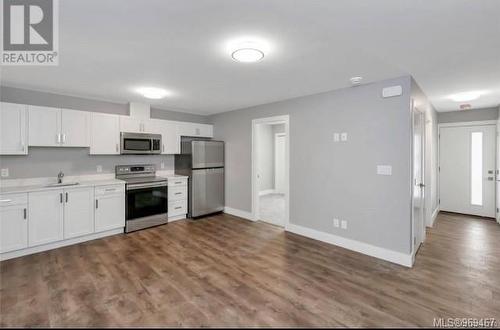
28;105;90;147
120;116;144;133
90;112;120;154
60;109;90;147
177;122;213;138
0;102;28;155
29;105;61;146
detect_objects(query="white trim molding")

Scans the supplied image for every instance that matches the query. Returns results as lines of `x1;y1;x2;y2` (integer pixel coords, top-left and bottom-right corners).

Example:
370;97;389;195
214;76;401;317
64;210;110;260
285;223;413;268
429;207;440;228
438;120;498;128
224;207;256;221
0;228;123;261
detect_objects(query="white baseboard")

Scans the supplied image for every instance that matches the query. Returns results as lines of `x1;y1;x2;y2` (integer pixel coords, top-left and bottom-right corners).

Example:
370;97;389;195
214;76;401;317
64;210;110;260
429;207;440;227
0;228;124;261
258;189;275;196
285;223;413;268
224;207;256;221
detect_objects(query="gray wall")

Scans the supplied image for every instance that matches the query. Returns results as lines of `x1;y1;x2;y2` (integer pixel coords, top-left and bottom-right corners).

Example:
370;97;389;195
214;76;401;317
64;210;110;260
209;76;413;254
0;86;208;179
437;107;499;123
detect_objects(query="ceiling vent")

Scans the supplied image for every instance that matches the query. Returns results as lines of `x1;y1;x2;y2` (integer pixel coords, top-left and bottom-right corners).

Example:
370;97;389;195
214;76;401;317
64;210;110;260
350;76;363;86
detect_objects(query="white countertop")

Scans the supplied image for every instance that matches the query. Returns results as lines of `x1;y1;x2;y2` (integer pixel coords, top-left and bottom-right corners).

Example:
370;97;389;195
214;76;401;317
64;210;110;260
0;173;188;195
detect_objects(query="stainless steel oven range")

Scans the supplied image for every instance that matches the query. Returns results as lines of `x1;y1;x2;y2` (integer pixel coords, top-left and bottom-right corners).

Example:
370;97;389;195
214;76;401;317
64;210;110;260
116;164;168;233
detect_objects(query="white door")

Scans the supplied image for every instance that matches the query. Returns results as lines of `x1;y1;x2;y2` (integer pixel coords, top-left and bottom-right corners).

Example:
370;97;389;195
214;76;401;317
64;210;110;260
412;108;425;251
440;124;496;218
95;193;125;232
274;134;286;194
119;116;143;133
60;109;90;147
28;190;64;247
0;205;28;253
28;105;61;146
90;112;120;154
63;187;94;239
0;102;28;155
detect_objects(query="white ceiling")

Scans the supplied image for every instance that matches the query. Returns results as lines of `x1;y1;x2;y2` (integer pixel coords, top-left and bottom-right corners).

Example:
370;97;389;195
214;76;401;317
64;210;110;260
1;0;499;114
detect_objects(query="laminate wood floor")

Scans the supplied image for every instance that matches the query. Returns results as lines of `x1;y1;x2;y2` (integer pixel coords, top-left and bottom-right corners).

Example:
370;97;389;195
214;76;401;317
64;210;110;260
1;212;499;327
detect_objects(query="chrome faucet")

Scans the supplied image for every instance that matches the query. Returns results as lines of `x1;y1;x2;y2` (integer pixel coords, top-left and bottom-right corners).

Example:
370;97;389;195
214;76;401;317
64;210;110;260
57;171;64;184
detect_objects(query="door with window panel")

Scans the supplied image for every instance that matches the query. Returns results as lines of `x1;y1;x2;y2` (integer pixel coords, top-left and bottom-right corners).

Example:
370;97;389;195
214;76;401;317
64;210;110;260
439;124;496;218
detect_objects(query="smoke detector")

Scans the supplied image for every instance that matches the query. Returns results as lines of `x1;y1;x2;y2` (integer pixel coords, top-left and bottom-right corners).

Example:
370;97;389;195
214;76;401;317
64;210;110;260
350;76;363;86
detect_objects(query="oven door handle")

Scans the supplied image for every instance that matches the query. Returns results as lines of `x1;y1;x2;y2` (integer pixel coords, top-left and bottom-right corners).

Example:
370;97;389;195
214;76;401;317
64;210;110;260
126;182;168;190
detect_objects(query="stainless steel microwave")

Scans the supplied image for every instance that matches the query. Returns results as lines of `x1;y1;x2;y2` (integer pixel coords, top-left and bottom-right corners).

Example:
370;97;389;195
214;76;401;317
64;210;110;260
120;132;162;155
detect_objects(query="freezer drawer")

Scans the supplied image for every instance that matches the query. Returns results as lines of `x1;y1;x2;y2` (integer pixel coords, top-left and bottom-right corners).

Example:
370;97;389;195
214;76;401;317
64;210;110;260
191;167;224;217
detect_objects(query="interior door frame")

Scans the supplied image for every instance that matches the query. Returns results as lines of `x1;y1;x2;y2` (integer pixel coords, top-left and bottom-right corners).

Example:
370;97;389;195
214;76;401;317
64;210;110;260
274;133;286;194
251;115;290;227
411;103;426;259
437;120;498;220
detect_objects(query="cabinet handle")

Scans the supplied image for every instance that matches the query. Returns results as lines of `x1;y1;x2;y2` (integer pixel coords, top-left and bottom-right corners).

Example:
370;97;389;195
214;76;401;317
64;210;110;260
66;192;68;203
60;193;63;203
162;144;165;152
105;188;116;192
175;181;182;184
62;134;66;144
175;192;182;195
23;208;27;219
174;206;182;210
57;133;61;144
96;199;99;209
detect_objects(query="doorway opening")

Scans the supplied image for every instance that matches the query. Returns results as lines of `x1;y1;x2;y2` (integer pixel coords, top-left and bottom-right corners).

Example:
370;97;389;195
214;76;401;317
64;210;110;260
438;121;497;221
252;115;290;227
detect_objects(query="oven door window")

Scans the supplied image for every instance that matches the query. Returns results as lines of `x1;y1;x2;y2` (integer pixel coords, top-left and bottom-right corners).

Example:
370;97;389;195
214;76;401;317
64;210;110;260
126;186;167;220
124;138;151;151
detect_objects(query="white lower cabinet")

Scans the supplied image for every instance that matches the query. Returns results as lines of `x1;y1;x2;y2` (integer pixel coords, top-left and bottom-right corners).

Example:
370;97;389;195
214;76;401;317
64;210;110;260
0;194;28;253
28;190;64;247
95;185;125;232
63;187;94;239
168;177;188;221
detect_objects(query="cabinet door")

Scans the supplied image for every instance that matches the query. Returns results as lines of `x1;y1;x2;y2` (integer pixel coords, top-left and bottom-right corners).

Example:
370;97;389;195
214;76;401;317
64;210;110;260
95;194;125;232
119;116;142;133
142;119;159;134
162;121;180;154
28;105;61;146
63;187;94;239
90;113;120;154
0;102;28;155
61;109;90;147
0;205;28;253
28;190;64;247
177;122;214;138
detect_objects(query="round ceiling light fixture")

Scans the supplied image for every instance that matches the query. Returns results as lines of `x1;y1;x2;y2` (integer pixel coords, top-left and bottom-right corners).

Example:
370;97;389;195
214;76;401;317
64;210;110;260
136;87;170;99
231;47;265;63
449;91;482;102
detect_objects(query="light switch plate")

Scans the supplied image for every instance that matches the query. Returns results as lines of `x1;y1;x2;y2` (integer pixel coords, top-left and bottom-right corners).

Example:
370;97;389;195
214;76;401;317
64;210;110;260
1;168;9;177
333;133;340;142
333;218;340;227
377;165;392;176
341;220;348;230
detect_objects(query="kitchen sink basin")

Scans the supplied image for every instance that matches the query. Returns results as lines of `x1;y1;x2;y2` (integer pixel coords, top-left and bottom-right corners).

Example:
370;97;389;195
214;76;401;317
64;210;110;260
44;182;80;188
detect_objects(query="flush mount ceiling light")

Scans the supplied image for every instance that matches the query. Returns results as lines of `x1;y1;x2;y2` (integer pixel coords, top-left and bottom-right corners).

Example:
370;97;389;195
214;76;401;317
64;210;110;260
136;87;170;99
226;37;271;63
231;48;265;63
449;91;482;102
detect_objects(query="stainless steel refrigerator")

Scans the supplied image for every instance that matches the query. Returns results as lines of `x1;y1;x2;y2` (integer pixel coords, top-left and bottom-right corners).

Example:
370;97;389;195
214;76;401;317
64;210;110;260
175;138;225;218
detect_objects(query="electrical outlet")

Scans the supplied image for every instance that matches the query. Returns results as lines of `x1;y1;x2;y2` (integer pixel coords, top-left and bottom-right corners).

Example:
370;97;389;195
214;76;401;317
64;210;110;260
340;132;348;142
1;168;9;178
333;133;340;142
160;162;165;169
333;218;340;228
341;220;348;230
96;165;103;173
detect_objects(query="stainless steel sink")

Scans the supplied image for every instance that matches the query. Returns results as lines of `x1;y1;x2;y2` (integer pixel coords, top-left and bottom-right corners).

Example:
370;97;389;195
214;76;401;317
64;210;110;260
44;182;80;188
